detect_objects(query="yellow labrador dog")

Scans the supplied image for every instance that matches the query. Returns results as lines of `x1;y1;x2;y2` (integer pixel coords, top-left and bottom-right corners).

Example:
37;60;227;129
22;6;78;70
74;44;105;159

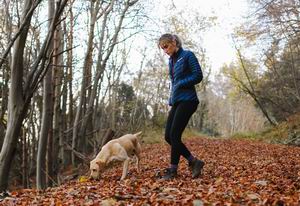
90;132;142;180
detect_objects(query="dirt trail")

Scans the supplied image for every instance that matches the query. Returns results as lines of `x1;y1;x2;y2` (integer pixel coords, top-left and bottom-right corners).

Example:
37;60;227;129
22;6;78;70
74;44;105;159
1;137;300;205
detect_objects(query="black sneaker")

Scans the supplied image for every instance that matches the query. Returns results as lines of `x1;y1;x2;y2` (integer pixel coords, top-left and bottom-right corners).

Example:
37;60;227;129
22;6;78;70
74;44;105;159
161;168;178;180
189;158;205;178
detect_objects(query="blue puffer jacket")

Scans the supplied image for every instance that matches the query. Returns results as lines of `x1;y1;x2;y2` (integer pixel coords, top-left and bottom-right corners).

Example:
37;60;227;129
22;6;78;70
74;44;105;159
168;47;203;106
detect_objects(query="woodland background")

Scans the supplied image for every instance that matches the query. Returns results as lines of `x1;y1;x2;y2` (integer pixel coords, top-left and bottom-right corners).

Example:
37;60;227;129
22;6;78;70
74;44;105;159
0;0;299;193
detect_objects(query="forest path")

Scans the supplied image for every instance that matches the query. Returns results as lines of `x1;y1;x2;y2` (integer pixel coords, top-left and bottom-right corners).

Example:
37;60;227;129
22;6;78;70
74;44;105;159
2;137;300;205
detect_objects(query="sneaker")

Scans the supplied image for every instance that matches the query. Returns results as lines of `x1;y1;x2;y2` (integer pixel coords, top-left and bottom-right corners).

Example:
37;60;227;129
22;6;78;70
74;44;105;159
161;168;178;180
189;158;205;178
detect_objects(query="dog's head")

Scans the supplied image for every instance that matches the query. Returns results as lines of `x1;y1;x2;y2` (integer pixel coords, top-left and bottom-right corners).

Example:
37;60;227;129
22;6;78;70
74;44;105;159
90;160;105;180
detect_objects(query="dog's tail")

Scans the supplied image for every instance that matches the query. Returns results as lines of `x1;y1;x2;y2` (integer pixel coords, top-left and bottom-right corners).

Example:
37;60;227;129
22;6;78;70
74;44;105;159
132;131;142;154
133;131;144;145
133;131;142;137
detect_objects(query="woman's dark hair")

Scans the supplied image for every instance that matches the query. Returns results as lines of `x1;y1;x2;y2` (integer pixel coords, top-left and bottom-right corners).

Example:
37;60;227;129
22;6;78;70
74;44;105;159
158;33;182;48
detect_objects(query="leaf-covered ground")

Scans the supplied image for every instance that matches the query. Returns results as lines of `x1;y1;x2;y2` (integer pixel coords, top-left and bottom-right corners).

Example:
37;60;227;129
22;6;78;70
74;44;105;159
1;137;300;205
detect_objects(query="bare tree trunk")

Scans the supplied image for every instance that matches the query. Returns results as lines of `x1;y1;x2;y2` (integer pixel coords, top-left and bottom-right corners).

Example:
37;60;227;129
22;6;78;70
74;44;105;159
50;14;64;187
111;85;117;130
61;82;67;168
80;0;136;148
130;61;145;129
37;74;51;184
46;122;54;187
0;0;33;192
36;0;55;190
64;2;74;167
236;48;277;126
0;0;12;132
78;9;112;153
93;81;105;132
22;129;28;188
28;99;38;184
72;0;100;164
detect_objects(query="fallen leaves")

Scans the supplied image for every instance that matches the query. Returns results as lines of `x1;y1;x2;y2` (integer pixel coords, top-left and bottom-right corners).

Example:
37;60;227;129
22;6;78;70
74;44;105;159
1;137;300;205
78;176;89;183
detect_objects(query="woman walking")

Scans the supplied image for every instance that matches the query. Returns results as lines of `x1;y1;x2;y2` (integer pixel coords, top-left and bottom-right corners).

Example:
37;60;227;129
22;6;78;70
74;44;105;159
158;33;205;180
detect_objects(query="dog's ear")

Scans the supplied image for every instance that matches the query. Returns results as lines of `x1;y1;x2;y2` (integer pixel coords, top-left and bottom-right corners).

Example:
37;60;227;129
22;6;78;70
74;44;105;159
134;131;142;136
96;161;105;168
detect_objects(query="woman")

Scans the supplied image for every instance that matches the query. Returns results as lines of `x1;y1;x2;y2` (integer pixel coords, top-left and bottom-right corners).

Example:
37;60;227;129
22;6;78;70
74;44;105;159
158;33;205;180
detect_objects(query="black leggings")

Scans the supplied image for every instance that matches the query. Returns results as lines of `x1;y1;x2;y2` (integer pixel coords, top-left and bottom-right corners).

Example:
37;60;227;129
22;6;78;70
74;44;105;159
165;101;198;165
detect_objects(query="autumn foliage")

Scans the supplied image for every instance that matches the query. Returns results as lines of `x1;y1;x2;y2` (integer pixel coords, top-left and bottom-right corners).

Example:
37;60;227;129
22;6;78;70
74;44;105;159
1;137;300;205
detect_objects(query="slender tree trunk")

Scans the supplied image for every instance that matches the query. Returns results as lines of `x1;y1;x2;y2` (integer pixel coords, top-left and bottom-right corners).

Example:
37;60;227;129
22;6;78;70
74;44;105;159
72;0;100;164
49;15;64;187
22;129;28;188
37;52;53;190
65;3;74;167
236;48;277;126
111;85;116;130
29;100;38;184
80;0;136;147
37;0;54;190
61;80;67;168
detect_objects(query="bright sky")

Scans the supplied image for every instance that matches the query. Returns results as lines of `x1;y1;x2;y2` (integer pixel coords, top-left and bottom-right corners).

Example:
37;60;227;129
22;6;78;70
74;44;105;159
200;0;249;72
149;0;249;74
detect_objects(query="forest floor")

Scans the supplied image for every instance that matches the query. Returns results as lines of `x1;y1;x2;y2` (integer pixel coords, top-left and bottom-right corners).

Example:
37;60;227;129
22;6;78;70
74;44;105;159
1;137;300;205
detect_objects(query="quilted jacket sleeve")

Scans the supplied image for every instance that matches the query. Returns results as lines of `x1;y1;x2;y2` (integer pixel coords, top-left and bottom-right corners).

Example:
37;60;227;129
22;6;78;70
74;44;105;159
175;51;202;89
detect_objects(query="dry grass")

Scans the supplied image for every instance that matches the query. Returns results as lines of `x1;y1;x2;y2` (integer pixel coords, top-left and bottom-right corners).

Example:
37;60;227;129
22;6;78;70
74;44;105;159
232;113;300;145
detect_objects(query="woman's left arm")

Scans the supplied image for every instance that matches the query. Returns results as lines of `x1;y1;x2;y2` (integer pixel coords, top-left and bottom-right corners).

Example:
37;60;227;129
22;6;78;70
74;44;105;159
175;52;203;89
